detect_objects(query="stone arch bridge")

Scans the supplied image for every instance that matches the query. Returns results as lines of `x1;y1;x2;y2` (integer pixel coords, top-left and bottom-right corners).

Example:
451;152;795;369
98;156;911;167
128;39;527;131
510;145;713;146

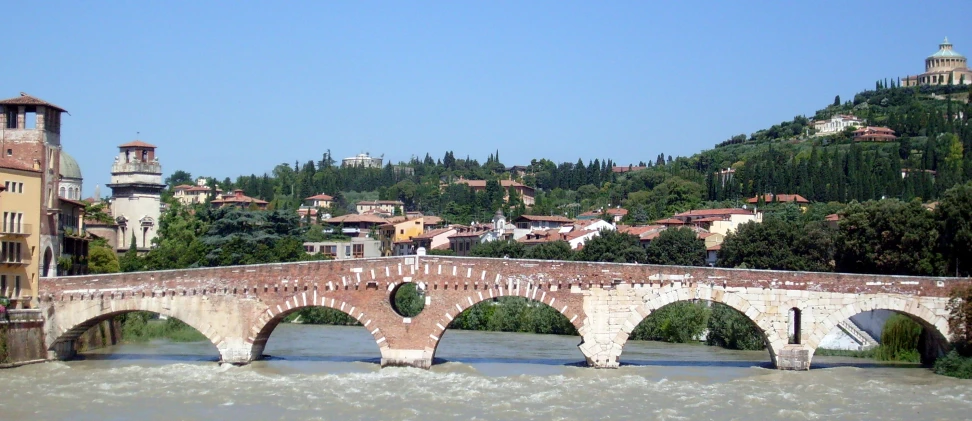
38;256;968;369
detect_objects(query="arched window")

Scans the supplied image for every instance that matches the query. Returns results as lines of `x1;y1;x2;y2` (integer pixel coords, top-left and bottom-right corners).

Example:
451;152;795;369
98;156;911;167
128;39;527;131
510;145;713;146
59;186;65;197
788;308;802;344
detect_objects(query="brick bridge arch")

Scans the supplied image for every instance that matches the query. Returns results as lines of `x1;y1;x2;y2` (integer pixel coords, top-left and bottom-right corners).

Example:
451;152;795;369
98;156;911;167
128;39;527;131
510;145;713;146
806;295;952;360
45;293;227;360
589;285;790;368
418;276;589;365
38;257;967;370
248;291;388;360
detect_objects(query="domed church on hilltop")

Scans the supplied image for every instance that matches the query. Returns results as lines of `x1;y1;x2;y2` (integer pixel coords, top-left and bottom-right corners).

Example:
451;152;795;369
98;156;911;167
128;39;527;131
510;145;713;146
902;37;972;86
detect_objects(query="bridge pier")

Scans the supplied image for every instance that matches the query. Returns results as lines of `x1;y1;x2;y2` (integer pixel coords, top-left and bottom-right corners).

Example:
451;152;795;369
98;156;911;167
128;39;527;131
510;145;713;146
776;345;813;370
49;340;77;361
379;348;434;369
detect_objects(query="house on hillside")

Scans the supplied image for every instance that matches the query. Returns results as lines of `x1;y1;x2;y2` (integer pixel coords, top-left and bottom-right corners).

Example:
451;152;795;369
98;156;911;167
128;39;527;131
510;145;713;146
298;193;334;223
378;216;424;256
325;213;387;238
210;189;269;210
173;178;222;205
671;208;761;236
812;115;863;134
451;178;535;206
356;200;403;216
852;126;897;142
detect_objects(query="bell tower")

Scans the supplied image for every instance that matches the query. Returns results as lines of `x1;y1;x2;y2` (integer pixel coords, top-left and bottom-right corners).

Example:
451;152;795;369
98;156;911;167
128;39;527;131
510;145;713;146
107;140;165;252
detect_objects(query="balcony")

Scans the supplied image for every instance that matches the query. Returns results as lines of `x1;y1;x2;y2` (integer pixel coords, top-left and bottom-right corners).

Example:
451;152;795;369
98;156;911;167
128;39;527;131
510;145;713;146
0;250;31;266
0;223;32;237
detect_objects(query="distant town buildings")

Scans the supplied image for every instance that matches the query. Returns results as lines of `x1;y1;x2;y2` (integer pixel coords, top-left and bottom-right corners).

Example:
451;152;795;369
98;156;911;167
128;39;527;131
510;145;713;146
342;152;383;168
902;38;972;86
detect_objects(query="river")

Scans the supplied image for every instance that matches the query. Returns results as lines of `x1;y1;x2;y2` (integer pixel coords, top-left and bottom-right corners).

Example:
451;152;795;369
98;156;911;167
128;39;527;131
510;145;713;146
1;324;969;420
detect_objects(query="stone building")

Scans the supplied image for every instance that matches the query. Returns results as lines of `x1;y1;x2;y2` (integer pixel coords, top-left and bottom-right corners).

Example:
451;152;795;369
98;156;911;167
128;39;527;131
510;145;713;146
341;152;383;168
107;140;165;252
58;151;83;200
0;92;74;287
902;37;972;86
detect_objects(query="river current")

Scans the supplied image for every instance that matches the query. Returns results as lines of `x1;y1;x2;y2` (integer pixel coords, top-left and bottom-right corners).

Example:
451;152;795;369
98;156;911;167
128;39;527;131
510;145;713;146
1;324;969;420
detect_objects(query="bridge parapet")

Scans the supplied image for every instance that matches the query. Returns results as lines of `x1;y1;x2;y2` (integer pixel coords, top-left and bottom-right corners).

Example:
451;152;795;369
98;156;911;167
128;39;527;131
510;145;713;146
36;256;971;370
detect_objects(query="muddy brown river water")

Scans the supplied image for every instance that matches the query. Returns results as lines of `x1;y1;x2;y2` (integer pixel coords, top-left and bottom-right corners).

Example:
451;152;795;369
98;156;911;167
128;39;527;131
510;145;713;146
0;324;969;420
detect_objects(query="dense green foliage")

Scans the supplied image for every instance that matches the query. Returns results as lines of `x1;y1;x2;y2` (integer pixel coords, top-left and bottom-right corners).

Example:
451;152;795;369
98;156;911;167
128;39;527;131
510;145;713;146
704;303;766;350
933;351;972;378
873;314;922;362
630;302;710;343
835;199;943;275
627;302;765;351
87;238;120;274
448;297;578;335
284;308;359;325
393;283;424;317
576;230;646;263
644;227;706;266
719;216;835;272
118;312;207;343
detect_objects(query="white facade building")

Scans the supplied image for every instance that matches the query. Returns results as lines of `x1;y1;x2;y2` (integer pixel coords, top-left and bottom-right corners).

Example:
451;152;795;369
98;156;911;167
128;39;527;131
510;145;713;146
342;153;383;168
107;140;165;252
813;115;864;135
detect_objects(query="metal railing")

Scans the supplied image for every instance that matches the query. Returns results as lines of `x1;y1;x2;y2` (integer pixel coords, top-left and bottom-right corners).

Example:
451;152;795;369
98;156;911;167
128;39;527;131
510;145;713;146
0;308;43;324
0;223;32;236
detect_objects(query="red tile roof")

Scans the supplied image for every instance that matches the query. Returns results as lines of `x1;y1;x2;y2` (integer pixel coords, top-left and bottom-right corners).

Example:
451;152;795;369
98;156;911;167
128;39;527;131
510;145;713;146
326;214;387;224
0;157;41;173
654;218;686;225
414;227;455;240
118;140;157;148
673;208;753;218
305;193;334;201
211;189;268;205
0;92;67;112
515;215;574;223
746;194;810;204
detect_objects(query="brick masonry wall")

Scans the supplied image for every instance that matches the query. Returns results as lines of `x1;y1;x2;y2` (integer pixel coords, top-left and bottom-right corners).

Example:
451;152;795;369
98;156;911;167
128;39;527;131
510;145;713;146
38;256;972;368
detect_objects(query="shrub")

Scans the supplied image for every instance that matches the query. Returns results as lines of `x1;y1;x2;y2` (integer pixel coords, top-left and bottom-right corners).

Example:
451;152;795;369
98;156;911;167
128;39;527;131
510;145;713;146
630;301;710;343
706;304;765;350
933;351;972;379
873;314;922;362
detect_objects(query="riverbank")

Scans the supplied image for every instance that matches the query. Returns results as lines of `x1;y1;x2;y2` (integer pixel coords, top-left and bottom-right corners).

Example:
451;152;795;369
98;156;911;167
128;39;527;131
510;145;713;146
117;312;207;343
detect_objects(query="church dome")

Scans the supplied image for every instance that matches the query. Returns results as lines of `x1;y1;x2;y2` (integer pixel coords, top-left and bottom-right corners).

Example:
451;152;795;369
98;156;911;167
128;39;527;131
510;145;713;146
60;150;82;180
929;37;965;59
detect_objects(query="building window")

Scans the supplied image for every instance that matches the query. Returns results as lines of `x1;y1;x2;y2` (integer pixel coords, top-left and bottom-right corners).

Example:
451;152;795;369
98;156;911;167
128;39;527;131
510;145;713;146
0;274;6;296
14;275;20;298
322;245;336;258
353;244;364;258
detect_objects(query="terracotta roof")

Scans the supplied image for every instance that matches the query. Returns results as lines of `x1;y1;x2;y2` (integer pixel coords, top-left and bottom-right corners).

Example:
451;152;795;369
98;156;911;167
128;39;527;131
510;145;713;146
454;179;532;190
173;184;194;190
415;227;455;240
693;216;725;223
746;194;810;204
326;214;387;224
605;208;628;216
305;193;334;201
211;190;268;205
0;157;41;173
673;208;753;218
422;216;443;225
0;92;67;112
119;140;157;148
59;197;88;208
357;200;403;206
654;218;686;225
825;213;840;222
515;215;574;223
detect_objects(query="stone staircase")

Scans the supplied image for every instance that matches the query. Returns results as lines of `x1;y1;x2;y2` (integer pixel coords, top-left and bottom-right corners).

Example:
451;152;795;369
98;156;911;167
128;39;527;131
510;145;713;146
837;319;879;350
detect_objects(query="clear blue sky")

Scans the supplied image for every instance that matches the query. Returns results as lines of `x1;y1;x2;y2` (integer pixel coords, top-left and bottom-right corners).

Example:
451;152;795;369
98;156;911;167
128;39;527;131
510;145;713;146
4;1;969;197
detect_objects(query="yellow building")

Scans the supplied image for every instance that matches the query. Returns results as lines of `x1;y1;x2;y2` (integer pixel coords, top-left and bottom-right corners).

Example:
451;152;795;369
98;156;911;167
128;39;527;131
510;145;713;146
0;159;42;309
378;217;424;256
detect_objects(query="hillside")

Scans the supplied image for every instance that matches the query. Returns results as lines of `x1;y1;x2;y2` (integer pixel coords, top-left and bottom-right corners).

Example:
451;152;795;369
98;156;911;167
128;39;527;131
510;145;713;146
171;82;972;225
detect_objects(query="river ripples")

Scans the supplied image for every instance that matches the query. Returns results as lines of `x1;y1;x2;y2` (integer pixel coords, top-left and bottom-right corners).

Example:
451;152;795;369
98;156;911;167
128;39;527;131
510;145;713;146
0;324;968;421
